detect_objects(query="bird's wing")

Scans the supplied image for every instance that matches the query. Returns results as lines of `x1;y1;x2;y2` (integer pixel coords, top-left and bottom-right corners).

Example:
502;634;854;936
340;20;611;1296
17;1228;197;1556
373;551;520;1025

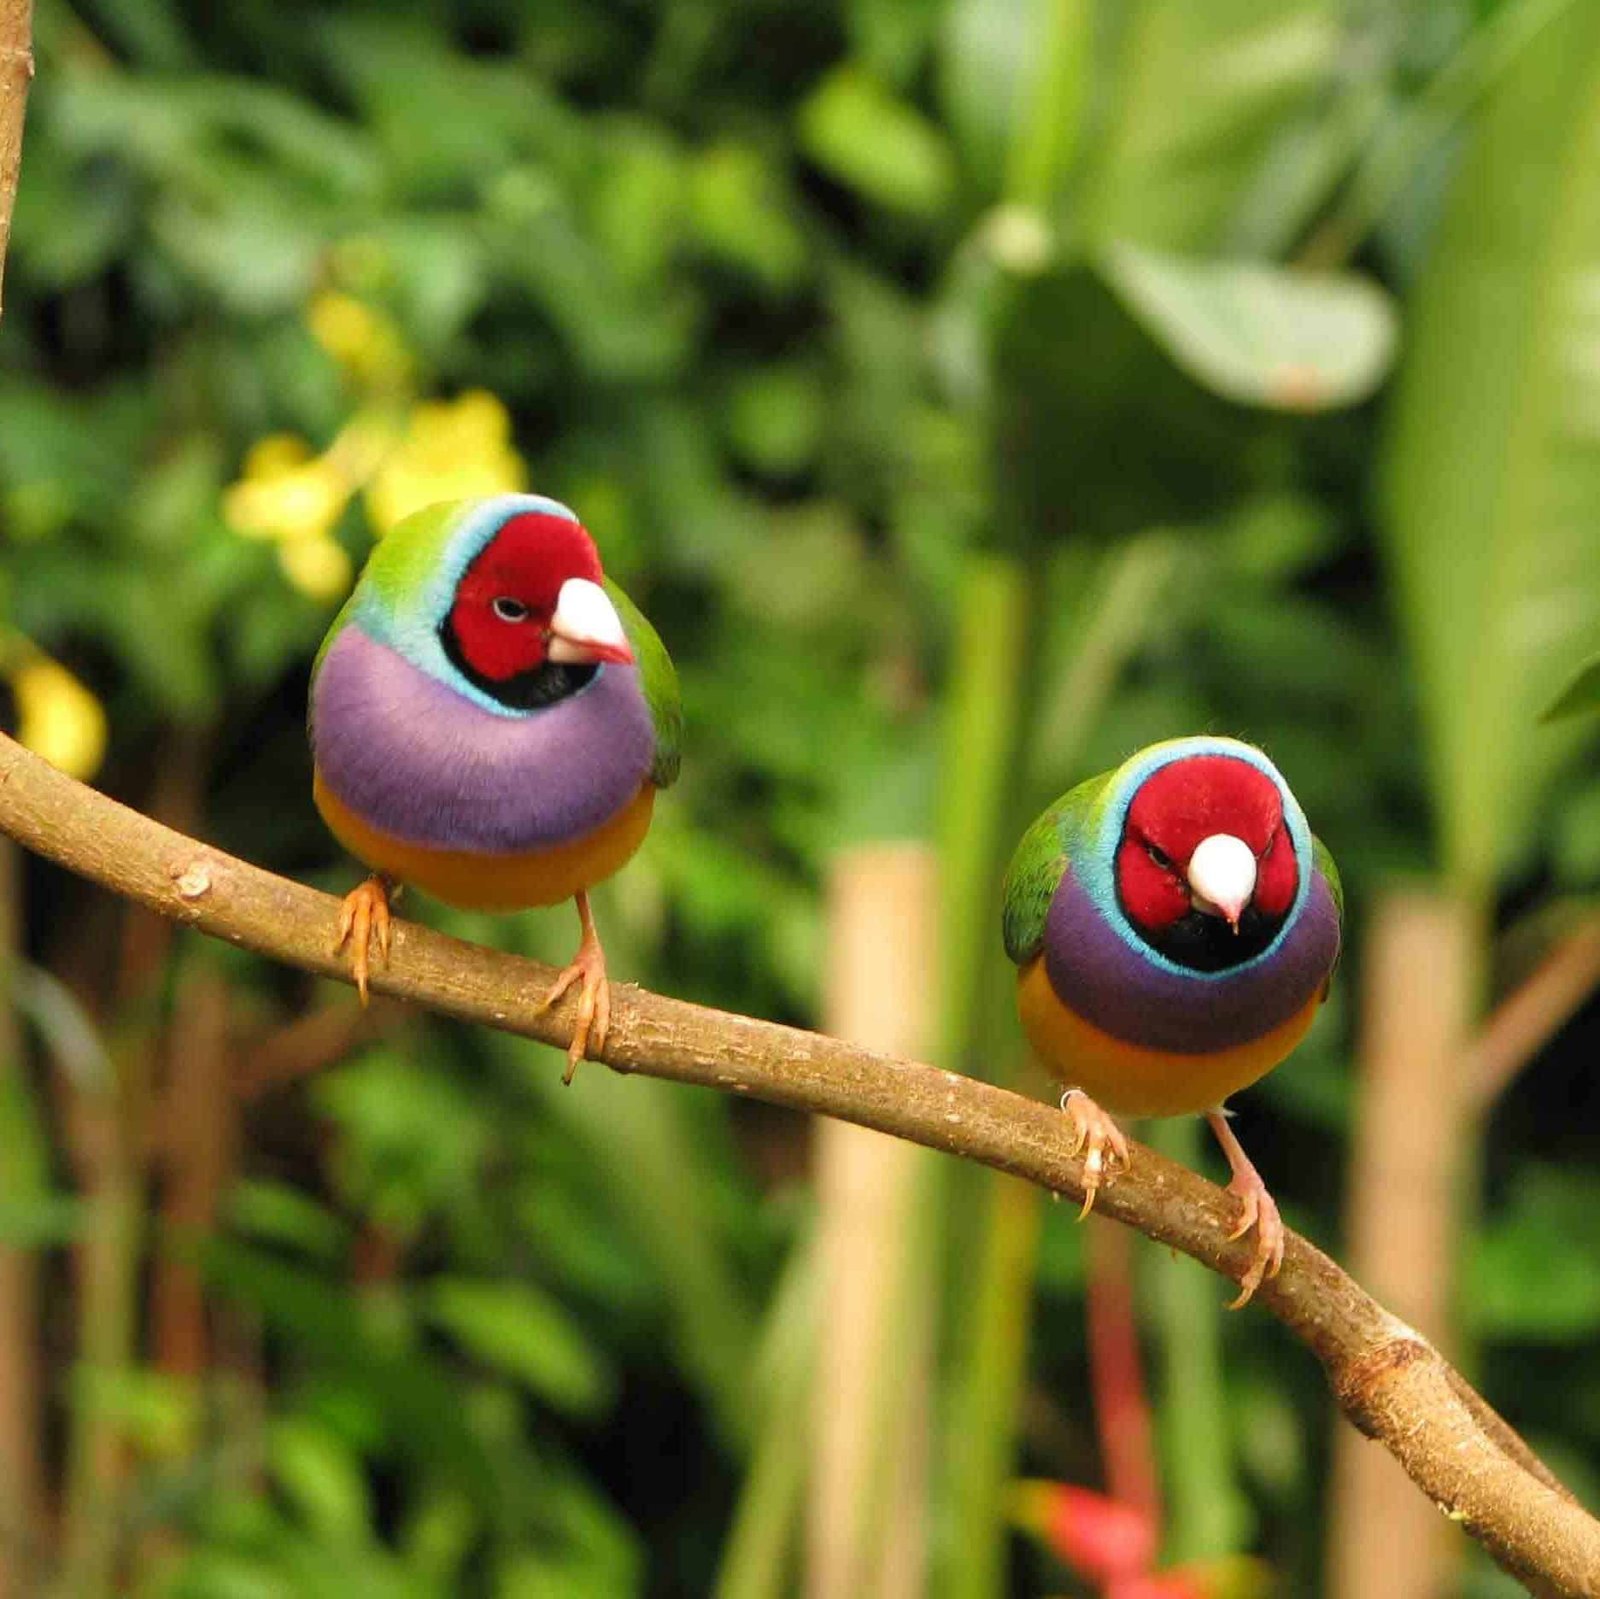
1001;773;1107;965
1311;832;1344;925
607;578;682;789
1311;831;1344;996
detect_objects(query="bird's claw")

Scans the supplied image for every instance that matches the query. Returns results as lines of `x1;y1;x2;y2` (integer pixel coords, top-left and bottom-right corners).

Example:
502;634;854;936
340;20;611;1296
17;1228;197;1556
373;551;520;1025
1222;1166;1284;1310
334;877;391;1006
1059;1089;1130;1219
535;940;610;1085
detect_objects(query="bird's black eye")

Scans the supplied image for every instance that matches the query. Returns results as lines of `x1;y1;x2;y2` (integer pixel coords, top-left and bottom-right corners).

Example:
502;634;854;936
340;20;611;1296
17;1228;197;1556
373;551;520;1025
1145;841;1174;871
491;596;530;623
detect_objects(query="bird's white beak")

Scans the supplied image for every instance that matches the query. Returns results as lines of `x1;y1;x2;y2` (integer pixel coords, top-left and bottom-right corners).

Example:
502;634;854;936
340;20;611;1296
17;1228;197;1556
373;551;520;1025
1187;833;1257;931
547;578;634;667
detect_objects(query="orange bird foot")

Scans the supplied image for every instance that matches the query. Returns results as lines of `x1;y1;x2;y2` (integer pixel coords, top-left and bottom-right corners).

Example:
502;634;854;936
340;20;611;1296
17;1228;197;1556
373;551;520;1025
535;890;610;1085
1060;1089;1130;1219
335;875;392;1006
1206;1109;1284;1309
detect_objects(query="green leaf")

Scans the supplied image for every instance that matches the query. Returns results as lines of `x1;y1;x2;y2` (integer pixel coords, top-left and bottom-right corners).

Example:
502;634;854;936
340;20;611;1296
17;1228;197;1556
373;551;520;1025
722;367;827;477
424;1278;612;1417
1078;0;1342;251
315;1051;490;1237
72;1366;200;1460
499;1038;758;1447
0;1194;81;1248
1554;780;1600;882
1380;2;1600;887
939;0;1092;203
1468;1168;1600;1342
1097;241;1397;411
268;1417;374;1545
228;1180;353;1264
798;66;957;218
201;1241;505;1516
1543;652;1600;722
686;144;809;293
939;0;1038;191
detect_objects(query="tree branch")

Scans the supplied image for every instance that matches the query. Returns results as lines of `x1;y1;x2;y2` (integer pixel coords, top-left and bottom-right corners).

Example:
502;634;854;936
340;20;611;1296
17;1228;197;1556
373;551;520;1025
0;733;1596;1595
0;0;33;317
1471;918;1600;1108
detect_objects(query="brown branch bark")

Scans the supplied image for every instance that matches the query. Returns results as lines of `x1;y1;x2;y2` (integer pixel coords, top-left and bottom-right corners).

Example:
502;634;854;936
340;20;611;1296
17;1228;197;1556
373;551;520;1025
234;995;397;1103
0;0;32;317
0;734;1596;1596
1471;918;1600;1107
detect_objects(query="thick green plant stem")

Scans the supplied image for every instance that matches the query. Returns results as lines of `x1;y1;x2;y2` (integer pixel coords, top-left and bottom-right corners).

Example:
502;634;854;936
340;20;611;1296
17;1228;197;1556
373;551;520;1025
936;554;1043;1599
935;556;1038;1062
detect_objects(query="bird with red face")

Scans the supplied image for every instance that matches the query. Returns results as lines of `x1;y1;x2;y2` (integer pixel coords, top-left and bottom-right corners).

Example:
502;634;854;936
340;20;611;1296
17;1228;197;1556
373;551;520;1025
1002;737;1342;1305
308;494;680;1080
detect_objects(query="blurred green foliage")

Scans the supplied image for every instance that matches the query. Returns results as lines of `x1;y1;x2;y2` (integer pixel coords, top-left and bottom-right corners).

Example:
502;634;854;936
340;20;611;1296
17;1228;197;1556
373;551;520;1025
0;0;1598;1595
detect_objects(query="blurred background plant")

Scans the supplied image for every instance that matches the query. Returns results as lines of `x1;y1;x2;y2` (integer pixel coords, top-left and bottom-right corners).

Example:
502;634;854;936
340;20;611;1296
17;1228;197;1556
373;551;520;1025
0;0;1598;1595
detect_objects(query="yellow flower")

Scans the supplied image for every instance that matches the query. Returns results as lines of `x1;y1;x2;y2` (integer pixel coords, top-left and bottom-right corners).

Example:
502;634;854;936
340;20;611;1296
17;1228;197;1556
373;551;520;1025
223;443;351;546
365;391;527;534
12;653;107;782
278;535;354;601
307;291;411;390
325;409;402;486
241;434;314;479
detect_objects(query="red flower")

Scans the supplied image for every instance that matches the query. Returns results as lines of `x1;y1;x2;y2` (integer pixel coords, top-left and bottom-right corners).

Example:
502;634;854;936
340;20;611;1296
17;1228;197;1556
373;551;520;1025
1009;1481;1158;1582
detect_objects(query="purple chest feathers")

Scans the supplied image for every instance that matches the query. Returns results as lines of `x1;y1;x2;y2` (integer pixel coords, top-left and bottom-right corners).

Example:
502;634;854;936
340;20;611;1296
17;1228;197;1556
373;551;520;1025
1042;870;1341;1054
311;626;656;854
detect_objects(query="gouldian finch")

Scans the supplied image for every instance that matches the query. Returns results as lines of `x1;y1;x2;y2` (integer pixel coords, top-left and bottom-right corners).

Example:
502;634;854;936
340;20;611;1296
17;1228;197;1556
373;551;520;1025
1002;736;1342;1305
308;494;681;1080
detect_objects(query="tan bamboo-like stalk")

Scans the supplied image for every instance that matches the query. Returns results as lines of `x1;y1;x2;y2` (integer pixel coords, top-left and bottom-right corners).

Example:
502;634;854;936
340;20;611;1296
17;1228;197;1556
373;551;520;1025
810;846;937;1599
1327;890;1478;1599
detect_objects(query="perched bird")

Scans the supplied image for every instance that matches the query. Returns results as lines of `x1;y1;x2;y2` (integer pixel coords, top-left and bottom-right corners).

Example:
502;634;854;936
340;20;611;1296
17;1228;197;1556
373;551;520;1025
308;493;681;1080
1002;736;1341;1305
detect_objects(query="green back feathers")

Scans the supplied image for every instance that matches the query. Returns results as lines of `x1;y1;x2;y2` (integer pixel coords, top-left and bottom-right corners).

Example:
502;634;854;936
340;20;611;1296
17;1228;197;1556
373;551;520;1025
353;499;465;614
607;577;682;789
1311;833;1344;924
1001;772;1109;964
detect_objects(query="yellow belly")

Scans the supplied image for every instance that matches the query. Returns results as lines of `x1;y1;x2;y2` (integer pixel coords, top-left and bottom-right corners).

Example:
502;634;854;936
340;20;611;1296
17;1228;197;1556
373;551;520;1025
1016;955;1322;1118
313;772;656;911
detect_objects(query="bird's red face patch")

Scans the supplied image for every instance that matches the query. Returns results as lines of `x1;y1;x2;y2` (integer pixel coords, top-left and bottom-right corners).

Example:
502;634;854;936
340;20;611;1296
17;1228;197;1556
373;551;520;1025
1115;754;1298;934
446;512;604;682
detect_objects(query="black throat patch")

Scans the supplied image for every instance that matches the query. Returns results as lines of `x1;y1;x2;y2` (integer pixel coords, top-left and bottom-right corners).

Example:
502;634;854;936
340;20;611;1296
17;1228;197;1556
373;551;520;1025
439;621;599;712
1127;904;1285;973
